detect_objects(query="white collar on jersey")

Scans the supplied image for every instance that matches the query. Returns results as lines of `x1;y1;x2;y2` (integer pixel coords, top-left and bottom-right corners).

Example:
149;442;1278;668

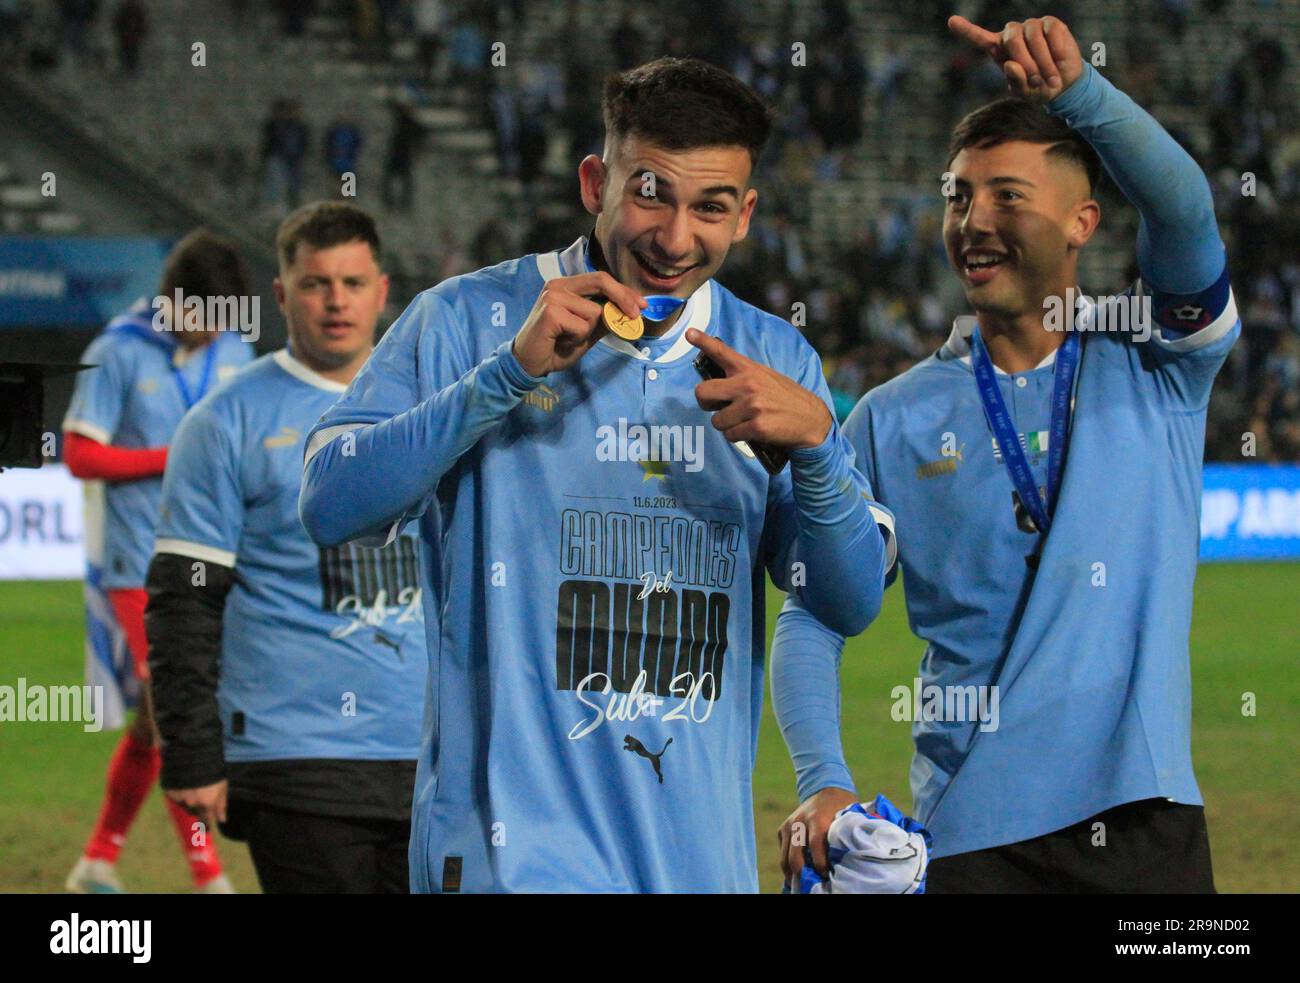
171;344;202;369
535;237;713;365
273;348;348;392
941;292;1097;375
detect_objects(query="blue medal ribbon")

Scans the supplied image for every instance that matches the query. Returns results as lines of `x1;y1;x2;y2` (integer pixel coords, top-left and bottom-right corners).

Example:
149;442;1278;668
969;326;1080;535
582;239;687;322
641;295;686;322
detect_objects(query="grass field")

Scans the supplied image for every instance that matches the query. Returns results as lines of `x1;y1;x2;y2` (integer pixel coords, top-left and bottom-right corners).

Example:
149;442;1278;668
2;568;1297;893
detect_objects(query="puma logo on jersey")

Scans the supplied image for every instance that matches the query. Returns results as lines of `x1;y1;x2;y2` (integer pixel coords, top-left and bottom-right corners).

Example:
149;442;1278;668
917;443;964;479
623;734;672;784
263;426;300;449
522;384;560;413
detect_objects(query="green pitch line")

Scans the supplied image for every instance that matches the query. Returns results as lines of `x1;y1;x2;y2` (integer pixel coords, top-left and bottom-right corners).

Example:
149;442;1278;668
0;569;1295;893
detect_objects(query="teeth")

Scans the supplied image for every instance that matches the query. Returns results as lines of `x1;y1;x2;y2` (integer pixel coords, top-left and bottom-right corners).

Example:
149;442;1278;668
965;253;1005;268
637;252;689;278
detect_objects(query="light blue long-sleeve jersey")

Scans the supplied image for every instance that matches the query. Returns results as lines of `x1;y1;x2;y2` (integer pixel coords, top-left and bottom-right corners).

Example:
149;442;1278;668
772;64;1239;858
299;237;893;891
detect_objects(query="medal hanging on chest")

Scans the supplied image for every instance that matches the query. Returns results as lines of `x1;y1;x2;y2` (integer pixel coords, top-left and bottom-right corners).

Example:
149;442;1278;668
969;326;1080;568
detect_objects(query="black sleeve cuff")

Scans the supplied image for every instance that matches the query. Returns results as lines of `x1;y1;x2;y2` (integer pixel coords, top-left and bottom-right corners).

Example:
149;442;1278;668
144;551;234;790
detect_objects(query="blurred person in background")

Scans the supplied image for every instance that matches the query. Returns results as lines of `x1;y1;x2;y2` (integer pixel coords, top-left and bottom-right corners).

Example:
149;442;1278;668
63;230;254;894
112;0;147;77
261;99;310;211
324;116;364;192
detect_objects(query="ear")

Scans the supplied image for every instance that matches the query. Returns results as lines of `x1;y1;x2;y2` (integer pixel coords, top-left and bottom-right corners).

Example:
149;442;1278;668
733;187;759;244
273;276;286;314
376;272;390;322
1067;197;1101;250
578;155;607;217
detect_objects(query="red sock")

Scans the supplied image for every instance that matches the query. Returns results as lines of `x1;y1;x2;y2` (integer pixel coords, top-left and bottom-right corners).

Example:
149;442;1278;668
83;730;160;863
164;797;224;886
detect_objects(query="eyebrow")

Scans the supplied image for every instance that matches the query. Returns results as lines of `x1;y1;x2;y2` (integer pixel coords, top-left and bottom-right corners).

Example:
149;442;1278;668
626;172;740;199
950;176;1037;189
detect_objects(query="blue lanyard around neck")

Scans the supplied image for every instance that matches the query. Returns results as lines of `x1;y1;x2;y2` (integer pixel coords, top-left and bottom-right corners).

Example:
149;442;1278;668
969;326;1080;535
109;319;220;410
174;337;219;410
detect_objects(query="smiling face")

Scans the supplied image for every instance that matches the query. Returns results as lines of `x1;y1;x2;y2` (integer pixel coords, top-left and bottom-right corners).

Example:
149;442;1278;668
274;240;388;374
579;134;758;313
943;140;1099;321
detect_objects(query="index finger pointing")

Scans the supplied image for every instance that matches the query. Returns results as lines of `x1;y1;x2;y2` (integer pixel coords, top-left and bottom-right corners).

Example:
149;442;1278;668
686;328;748;373
947;15;1002;55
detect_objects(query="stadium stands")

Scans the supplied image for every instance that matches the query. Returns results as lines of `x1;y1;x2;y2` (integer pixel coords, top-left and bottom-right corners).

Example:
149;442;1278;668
3;0;1298;459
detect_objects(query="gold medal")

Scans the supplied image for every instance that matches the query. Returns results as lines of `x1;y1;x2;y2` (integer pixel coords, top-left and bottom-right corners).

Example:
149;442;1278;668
602;300;644;341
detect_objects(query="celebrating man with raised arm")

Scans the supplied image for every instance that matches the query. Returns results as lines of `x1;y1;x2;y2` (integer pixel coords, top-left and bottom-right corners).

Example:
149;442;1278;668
299;58;893;893
774;14;1235;893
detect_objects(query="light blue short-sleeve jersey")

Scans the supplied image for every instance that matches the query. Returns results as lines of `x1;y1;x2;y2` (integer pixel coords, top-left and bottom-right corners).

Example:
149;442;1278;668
63;301;253;589
153;350;426;763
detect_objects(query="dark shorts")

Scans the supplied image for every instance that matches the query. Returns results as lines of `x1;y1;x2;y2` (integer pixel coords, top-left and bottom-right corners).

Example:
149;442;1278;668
926;797;1215;893
222;798;411;894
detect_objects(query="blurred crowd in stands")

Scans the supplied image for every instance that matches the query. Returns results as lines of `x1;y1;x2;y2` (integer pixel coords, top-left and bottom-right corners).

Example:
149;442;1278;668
5;0;1298;461
0;0;151;75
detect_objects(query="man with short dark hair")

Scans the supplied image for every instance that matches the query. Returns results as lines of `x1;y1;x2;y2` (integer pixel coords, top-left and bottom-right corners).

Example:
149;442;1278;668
145;202;427;893
300;58;895;893
64;229;254;894
773;14;1233;893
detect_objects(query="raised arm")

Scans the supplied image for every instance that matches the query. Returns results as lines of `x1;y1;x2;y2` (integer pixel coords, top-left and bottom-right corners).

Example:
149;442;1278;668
949;13;1224;294
299;324;543;547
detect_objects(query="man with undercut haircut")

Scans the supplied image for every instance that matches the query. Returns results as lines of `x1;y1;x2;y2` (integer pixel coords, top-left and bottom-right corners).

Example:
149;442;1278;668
774;14;1233;893
300;58;895;893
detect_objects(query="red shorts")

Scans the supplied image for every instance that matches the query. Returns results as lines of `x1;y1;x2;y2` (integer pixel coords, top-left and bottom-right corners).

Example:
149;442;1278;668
107;588;150;681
